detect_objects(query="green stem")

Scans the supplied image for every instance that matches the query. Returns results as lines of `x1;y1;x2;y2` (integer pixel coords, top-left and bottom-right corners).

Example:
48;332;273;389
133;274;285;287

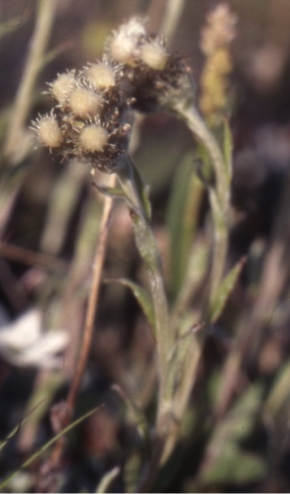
117;158;173;436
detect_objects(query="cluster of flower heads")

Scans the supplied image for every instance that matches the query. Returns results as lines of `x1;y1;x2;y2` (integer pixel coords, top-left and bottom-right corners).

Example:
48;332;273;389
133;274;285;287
32;18;192;173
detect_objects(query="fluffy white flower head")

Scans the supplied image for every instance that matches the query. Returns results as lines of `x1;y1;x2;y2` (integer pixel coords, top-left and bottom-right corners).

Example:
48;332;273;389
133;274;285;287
36;114;63;148
49;72;77;104
140;41;168;70
79;124;109;152
108;18;146;66
84;63;116;90
68;87;103;118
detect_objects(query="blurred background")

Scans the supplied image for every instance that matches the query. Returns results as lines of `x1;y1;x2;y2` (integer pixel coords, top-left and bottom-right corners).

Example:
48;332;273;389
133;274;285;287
1;0;290;492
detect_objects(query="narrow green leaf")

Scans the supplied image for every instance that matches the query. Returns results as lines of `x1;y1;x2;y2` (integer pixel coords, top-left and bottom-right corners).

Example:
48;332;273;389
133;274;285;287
0;400;45;454
0;425;19;454
210;257;246;323
0;406;103;492
167;151;204;300
95;466;120;493
105;278;155;331
111;384;149;443
124;453;142;493
131;162;152;219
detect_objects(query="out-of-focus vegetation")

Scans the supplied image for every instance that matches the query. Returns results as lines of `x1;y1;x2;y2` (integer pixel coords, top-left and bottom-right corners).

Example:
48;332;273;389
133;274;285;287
1;0;290;492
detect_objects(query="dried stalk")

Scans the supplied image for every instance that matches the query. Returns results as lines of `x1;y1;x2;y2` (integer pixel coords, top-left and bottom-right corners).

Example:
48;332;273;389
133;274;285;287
51;174;116;465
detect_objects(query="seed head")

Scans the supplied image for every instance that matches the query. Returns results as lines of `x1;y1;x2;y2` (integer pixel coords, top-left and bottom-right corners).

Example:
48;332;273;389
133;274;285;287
107;18;146;66
32;113;63;149
68;87;103;118
200;3;237;55
79;124;109;152
84;62;116;91
48;71;77;104
140;41;168;70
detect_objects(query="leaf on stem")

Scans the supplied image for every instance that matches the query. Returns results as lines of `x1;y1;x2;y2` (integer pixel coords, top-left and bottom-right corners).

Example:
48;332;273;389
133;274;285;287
131;162;152;220
167;151;204;300
210;257;246;324
111;384;149;443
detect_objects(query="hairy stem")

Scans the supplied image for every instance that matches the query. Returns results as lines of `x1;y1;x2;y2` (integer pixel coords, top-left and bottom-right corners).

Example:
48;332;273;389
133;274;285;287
118;157;173;441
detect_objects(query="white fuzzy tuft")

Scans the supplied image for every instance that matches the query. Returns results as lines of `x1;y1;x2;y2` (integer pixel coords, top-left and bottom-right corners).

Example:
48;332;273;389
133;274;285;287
37;115;63;148
49;72;77;103
84;63;116;90
108;18;146;66
109;36;138;66
79;124;109;152
140;41;168;70
68;88;103;118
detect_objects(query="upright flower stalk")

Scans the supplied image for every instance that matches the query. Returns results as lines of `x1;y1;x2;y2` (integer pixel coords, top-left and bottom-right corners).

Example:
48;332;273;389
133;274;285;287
31;12;235;483
117;157;173;436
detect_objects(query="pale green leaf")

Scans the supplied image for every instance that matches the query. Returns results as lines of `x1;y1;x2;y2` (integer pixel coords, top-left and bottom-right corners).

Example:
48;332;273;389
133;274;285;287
167;151;204;299
124;453;142;493
111;384;149;442
210;257;245;323
95;466;120;493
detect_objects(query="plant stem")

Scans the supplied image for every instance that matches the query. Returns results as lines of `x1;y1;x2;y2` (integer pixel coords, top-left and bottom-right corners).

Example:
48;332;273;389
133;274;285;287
117;157;173;435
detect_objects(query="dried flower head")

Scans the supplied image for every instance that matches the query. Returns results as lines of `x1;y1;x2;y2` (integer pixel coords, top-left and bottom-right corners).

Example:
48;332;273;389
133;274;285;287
107;18;146;66
31;59;131;173
31;112;63;149
47;71;77;104
79;124;109;152
83;61;116;91
140;40;168;71
106;19;193;113
31;17;196;172
68;87;103;118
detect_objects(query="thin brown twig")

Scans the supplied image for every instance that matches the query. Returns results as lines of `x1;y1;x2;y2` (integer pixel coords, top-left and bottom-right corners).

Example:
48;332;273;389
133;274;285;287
51;174;116;466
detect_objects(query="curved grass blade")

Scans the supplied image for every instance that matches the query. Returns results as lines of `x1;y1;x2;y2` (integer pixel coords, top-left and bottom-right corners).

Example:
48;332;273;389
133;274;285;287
95;466;120;493
0;405;103;492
